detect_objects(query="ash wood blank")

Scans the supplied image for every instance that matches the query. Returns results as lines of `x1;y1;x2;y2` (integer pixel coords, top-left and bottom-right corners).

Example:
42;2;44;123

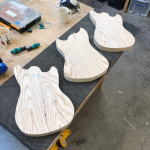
90;11;135;52
14;65;74;137
56;28;109;82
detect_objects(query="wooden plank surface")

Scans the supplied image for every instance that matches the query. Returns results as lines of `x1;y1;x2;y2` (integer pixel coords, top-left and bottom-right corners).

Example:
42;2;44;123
14;65;74;137
0;0;93;85
123;0;130;13
90;10;135;52
56;28;109;82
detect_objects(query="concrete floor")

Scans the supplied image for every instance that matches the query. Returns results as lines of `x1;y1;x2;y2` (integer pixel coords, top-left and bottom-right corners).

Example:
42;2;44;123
1;1;150;150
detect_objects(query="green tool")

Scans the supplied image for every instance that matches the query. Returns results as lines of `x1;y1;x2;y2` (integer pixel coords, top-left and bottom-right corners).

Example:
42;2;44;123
11;46;26;54
11;43;40;55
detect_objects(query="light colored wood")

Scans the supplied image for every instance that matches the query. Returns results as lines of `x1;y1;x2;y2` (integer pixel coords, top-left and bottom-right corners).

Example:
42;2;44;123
97;75;106;90
90;11;135;52
56;28;109;82
0;0;93;85
123;0;130;13
14;65;74;137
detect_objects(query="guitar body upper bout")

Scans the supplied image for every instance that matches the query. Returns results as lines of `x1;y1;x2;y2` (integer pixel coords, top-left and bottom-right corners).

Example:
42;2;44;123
14;65;74;137
56;28;109;82
90;11;135;52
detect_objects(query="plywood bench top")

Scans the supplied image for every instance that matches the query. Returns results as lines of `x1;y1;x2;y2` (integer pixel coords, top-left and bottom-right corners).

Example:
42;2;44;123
0;0;93;85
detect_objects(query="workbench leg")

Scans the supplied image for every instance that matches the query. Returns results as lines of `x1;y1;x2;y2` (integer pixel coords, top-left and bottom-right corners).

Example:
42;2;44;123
123;0;130;13
97;75;106;90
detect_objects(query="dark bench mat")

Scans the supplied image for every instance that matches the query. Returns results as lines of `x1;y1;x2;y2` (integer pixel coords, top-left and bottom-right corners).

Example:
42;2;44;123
0;10;140;150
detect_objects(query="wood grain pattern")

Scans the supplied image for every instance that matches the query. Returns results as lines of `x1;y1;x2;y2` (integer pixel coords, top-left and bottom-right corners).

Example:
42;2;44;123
14;65;74;137
56;28;109;82
90;11;135;52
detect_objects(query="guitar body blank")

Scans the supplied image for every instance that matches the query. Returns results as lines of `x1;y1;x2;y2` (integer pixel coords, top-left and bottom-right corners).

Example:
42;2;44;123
90;11;135;52
56;28;109;82
14;65;74;137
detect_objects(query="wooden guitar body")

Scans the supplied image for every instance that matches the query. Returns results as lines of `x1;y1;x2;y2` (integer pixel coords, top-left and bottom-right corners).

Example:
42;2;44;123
56;28;109;82
90;11;135;52
14;65;74;137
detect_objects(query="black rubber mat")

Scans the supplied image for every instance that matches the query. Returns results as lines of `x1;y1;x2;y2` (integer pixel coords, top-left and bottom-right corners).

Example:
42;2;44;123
0;10;140;150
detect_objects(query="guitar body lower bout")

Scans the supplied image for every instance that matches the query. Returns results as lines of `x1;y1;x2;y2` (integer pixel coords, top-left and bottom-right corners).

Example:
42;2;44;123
14;65;74;137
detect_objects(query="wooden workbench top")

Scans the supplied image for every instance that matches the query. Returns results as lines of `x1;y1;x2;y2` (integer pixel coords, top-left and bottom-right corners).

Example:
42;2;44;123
0;0;92;85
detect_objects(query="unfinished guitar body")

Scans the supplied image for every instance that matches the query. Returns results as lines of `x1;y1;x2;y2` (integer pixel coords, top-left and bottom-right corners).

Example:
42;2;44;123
90;11;135;52
14;65;74;137
56;28;109;82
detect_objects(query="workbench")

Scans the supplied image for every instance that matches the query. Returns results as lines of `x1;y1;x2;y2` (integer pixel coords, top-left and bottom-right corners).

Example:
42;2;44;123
0;0;92;85
0;1;140;150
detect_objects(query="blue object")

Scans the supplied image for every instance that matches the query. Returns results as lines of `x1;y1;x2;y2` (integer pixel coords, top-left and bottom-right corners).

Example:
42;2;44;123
15;21;20;25
133;0;147;15
135;1;147;7
60;0;80;14
27;29;32;32
39;23;44;27
28;18;52;32
0;58;8;75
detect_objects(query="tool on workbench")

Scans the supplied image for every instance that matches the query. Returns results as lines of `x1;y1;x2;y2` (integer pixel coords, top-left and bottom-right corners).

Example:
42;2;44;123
0;0;41;33
19;43;40;55
0;58;8;75
11;46;26;54
27;18;52;33
11;43;40;55
60;0;80;14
